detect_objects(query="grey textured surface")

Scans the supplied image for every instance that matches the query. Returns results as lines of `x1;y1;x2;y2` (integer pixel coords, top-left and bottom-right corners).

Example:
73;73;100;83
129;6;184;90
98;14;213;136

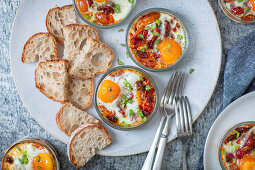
0;0;254;170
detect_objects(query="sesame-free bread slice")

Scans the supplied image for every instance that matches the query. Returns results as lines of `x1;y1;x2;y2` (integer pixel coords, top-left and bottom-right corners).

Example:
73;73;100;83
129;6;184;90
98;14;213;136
67;37;114;79
63;24;99;62
22;33;58;63
56;103;100;136
35;59;69;102
46;5;77;44
67;123;112;168
67;78;93;110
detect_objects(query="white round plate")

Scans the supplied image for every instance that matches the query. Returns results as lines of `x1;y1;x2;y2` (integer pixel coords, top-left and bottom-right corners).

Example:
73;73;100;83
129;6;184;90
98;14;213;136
10;0;221;156
204;91;255;169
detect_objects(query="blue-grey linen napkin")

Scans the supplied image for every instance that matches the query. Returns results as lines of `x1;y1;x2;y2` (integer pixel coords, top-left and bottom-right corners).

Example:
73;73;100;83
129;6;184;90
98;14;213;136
196;30;255;170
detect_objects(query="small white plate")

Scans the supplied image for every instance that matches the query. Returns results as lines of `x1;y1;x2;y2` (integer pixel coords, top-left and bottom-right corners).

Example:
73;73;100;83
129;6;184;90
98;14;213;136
204;91;255;169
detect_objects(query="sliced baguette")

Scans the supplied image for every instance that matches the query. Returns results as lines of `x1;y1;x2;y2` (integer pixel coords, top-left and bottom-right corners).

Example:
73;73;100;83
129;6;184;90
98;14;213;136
63;24;99;62
67;78;93;110
56;103;100;136
67;123;112;168
22;33;58;63
67;37;114;79
46;5;77;44
35;59;69;102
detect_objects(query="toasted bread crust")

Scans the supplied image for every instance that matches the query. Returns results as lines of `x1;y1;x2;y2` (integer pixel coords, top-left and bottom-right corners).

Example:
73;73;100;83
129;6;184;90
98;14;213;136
35;59;69;102
21;32;58;63
63;24;99;41
67;123;112;168
46;5;76;44
56;103;71;135
67;38;114;79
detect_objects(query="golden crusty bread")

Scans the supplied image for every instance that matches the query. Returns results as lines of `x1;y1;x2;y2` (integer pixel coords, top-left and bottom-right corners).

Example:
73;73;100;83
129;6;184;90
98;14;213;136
56;103;100;136
46;5;77;44
65;37;114;79
35;59;69;102
67;123;112;168
22;33;58;63
35;60;93;108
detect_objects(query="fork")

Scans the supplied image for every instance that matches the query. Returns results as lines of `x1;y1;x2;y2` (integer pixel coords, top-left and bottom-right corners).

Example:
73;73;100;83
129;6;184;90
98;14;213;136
152;72;185;170
175;96;192;170
141;71;184;170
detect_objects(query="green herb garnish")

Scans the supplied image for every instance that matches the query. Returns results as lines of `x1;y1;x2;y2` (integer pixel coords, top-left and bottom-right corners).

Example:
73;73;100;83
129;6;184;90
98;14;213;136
92;3;97;7
109;87;112;91
144;45;149;50
244;7;250;13
253;150;255;155
155;39;161;45
145;85;151;91
233;158;236;163
233;129;240;138
16;146;21;151
189;68;195;74
127;99;134;104
153;48;158;52
140;76;144;82
18;158;24;164
110;96;113;100
120;121;126;126
123;79;132;92
142;117;147;122
153;32;160;36
125;124;130;127
129;109;134;116
98;10;104;13
118;29;124;32
121;43;126;47
168;44;171;50
145;26;151;30
137;110;144;118
156;20;161;26
151;23;157;29
139;33;144;39
37;166;42;169
238;0;243;2
114;4;120;13
84;13;91;20
177;34;183;40
128;0;134;3
141;48;146;53
92;20;97;23
134;50;138;54
117;59;124;65
37;156;40;162
24;158;28;164
126;51;130;58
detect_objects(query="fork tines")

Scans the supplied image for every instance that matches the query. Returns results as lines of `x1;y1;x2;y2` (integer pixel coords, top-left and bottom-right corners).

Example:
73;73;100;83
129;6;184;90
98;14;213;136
175;96;192;135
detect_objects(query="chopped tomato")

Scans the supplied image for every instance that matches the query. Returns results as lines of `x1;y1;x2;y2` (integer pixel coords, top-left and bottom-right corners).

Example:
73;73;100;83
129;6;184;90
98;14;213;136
232;6;244;15
95;12;114;25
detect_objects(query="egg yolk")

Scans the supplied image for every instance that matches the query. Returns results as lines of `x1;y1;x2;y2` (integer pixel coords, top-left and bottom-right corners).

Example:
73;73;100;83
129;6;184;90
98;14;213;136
98;80;120;103
95;0;108;3
238;154;255;170
157;38;182;65
32;153;54;170
250;0;255;12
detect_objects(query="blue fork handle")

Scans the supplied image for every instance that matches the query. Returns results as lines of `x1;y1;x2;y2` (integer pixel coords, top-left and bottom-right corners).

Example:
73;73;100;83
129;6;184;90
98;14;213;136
152;116;172;170
141;116;166;170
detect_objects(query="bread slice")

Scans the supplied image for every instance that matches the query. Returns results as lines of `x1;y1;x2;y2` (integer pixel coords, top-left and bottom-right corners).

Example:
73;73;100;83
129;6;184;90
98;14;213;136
67;37;114;79
67;123;112;168
22;33;58;63
46;5;77;44
67;78;93;110
56;103;100;136
63;24;99;62
35;59;69;102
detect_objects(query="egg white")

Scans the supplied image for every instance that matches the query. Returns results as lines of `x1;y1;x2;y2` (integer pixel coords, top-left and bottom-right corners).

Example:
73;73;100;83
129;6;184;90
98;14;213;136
147;12;186;49
9;143;50;170
98;71;141;125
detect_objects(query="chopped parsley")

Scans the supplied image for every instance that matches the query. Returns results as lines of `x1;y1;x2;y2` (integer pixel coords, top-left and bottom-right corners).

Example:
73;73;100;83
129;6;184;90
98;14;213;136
137;110;144;118
134;50;138;54
189;68;195;74
126;51;130;58
117;59;124;65
139;33;144;39
118;28;124;32
125;124;130;127
153;48;158;52
177;34;183;40
120;43;126;47
141;48;146;52
129;109;134;116
153;32;160;36
168;44;171;50
144;45;149;50
151;23;157;29
244;7;250;13
156;20;161;26
37;156;41;162
92;20;97;23
128;0;134;3
108;87;112;91
84;14;91;20
110;96;113;100
140;76;144;82
142;117;147;122
114;4;120;13
145;26;151;30
120;121;126;126
16;146;21;151
124;79;132;92
233;129;240;138
155;39;161;45
145;85;151;91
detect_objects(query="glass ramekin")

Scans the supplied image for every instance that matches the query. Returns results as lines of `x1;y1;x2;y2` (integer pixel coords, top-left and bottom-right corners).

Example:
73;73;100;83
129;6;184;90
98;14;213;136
1;137;60;170
218;121;255;169
126;8;190;72
73;0;137;29
94;65;159;131
219;0;255;23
